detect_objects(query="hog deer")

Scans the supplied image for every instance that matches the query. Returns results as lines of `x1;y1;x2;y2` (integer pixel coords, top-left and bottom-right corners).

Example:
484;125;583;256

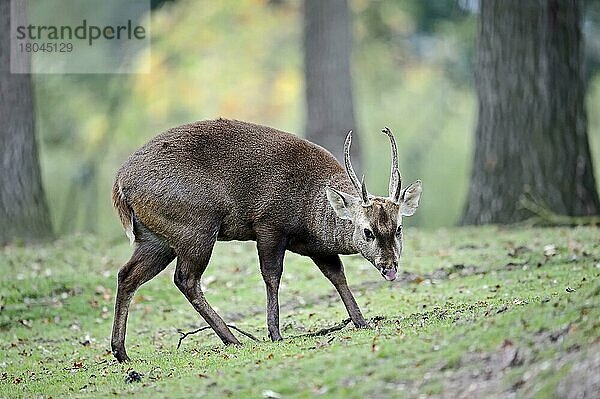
111;119;422;362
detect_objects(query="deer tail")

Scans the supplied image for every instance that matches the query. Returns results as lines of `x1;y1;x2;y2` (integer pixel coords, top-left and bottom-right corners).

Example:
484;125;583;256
112;178;135;245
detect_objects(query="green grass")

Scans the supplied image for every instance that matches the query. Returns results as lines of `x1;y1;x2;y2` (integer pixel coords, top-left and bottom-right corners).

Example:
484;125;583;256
1;226;599;398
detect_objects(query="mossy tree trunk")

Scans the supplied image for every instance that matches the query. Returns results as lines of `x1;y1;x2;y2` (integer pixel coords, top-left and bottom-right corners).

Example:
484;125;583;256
462;0;600;224
0;0;52;243
303;0;360;169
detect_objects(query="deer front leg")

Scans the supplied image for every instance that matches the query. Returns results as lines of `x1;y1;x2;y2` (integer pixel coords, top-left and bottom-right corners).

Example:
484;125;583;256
257;232;287;341
311;255;368;328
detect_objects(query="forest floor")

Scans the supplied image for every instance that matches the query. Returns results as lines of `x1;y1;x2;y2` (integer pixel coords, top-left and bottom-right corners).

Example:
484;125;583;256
0;226;599;398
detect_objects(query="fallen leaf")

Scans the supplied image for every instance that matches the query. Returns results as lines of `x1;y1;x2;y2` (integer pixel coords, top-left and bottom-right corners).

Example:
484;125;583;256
497;339;519;370
20;319;32;328
508;245;531;257
413;276;425;284
313;385;328;395
543;244;557;257
80;334;92;346
262;389;282;398
567;239;584;256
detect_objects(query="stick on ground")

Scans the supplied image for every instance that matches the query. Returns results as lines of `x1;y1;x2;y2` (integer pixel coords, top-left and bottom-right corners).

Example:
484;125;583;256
292;315;387;339
292;318;352;338
177;324;260;350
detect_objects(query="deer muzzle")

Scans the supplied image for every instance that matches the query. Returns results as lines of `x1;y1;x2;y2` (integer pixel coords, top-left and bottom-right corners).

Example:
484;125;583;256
378;261;398;281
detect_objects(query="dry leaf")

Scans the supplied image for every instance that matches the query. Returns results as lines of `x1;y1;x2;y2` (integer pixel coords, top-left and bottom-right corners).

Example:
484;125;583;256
543;244;557;257
262;389;282;398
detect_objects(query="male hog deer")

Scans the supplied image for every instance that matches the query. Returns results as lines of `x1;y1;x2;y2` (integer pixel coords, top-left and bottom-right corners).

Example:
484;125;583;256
111;118;422;362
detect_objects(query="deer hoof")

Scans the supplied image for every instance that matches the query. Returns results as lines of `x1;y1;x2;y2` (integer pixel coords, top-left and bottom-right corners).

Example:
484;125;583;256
269;332;283;342
113;348;131;363
354;321;370;329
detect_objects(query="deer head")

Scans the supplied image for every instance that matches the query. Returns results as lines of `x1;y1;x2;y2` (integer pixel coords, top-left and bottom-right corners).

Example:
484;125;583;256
326;127;422;281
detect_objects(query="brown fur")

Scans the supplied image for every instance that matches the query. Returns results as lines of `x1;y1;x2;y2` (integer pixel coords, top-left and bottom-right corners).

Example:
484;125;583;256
364;198;399;237
114;118;356;255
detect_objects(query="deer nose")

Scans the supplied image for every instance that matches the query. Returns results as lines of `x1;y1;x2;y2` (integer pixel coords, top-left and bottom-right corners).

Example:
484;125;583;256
378;261;398;281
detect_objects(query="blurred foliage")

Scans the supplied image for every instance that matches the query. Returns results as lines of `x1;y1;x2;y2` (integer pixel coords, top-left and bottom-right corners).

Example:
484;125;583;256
32;0;600;238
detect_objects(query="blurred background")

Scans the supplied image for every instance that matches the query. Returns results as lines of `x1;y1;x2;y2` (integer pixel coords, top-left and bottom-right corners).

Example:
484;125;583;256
3;0;600;241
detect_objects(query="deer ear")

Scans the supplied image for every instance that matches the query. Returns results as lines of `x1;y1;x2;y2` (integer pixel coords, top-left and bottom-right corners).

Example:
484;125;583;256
326;186;359;220
400;180;422;217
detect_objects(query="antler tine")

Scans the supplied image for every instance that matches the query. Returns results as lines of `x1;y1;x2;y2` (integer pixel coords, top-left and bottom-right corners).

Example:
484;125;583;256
360;175;370;205
344;131;366;202
381;127;402;202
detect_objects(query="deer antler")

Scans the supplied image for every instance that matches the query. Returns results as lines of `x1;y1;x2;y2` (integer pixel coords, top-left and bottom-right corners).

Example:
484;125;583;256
344;131;369;204
381;127;402;202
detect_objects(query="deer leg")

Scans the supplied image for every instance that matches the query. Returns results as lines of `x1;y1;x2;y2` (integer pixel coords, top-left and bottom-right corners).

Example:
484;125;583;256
111;239;175;362
256;233;287;341
174;238;240;346
311;255;368;328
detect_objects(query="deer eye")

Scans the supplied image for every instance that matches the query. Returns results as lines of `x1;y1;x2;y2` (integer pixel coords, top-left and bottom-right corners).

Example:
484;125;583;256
364;228;375;241
395;225;403;237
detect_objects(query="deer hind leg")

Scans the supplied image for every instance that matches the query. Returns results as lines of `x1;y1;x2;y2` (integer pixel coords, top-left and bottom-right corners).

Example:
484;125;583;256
311;255;368;328
173;232;240;346
111;228;175;362
256;232;287;341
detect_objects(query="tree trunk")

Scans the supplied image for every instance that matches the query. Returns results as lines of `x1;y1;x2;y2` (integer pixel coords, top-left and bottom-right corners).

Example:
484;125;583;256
462;0;600;224
303;0;360;168
0;0;53;243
